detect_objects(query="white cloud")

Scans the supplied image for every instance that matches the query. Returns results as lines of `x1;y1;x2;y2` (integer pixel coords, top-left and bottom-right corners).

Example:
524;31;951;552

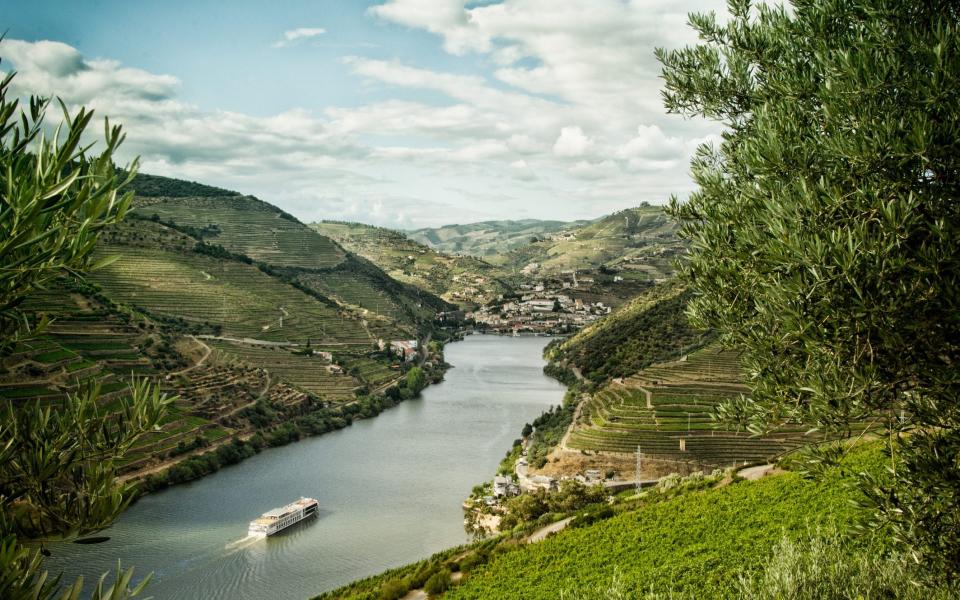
367;0;489;55
509;159;536;181
506;133;541;154
272;27;327;48
552;126;593;158
0;39;180;105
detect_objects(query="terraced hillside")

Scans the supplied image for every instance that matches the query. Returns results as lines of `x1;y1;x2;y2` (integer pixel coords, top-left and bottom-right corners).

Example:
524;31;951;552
4;276;406;481
93;220;376;347
312;221;510;307
134;195;344;270
129;188;451;332
294;253;451;334
3;288;260;474
408;219;588;257
206;340;363;403
566;347;816;468
491;204;681;278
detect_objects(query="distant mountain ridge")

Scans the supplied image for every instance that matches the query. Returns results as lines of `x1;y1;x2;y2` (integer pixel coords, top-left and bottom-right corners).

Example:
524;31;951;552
318;205;684;312
489;204;682;278
408;218;590;256
312;220;510;308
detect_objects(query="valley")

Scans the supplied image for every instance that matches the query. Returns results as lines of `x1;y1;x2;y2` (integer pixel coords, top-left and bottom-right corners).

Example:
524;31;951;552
43;334;564;600
2;168;801;515
5;3;955;598
5;172;683;496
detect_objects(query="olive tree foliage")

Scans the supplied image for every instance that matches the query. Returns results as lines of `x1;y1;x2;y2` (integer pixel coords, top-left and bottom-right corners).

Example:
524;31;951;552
0;63;173;598
0;62;137;352
657;0;959;578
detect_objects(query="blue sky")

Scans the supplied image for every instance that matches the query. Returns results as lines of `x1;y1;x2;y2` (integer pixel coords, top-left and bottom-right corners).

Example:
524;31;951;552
4;0;488;114
1;0;725;228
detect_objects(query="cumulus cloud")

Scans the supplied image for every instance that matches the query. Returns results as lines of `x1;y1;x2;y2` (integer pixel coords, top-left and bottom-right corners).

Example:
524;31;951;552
1;39;179;105
272;27;327;48
360;0;727;211
552;126;593;158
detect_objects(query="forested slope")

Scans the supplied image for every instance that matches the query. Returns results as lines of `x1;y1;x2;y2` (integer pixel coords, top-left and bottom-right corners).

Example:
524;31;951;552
547;282;710;383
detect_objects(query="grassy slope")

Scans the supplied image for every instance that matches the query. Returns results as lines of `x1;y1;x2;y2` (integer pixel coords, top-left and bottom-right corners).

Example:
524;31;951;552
408;219;588;257
318;444;886;599
311;221;510;307
449;448;880;598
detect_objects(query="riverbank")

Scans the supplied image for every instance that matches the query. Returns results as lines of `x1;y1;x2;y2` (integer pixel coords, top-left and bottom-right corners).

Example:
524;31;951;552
132;355;450;495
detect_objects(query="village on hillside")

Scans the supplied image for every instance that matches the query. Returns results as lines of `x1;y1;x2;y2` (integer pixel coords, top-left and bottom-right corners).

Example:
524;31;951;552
462;269;623;334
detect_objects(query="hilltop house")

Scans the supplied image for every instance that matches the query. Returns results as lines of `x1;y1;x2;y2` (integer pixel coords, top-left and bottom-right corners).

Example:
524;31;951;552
390;340;419;362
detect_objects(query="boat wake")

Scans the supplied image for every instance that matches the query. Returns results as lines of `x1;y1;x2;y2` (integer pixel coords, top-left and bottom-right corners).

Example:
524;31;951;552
224;535;261;550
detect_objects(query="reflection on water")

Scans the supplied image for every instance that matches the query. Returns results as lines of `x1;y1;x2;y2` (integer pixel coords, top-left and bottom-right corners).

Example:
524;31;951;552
46;335;563;600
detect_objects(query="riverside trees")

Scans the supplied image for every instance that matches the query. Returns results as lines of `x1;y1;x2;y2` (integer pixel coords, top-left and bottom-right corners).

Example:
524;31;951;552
658;0;959;580
0;63;172;598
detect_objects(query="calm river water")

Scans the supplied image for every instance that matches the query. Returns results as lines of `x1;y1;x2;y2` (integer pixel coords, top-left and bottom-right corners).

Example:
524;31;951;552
47;335;564;599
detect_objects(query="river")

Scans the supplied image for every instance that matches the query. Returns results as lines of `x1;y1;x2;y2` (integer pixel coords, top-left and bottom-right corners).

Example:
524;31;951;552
46;335;564;599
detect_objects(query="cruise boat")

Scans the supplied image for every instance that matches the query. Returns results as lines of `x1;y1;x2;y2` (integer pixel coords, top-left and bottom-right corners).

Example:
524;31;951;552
248;497;318;537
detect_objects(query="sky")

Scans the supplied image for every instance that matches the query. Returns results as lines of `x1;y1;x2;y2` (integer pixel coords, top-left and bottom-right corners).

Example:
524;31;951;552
0;0;727;228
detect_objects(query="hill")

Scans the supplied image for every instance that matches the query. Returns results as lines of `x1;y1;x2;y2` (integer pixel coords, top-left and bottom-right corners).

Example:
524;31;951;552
445;444;888;598
3;173;452;487
312;221;511;308
408;219;588;257
129;191;451;334
562;345;822;466
546;281;711;382
124;171;241;198
491;204;681;279
133;194;342;270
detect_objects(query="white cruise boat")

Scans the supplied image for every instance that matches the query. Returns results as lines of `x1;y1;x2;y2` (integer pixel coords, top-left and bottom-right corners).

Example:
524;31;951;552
248;497;318;537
